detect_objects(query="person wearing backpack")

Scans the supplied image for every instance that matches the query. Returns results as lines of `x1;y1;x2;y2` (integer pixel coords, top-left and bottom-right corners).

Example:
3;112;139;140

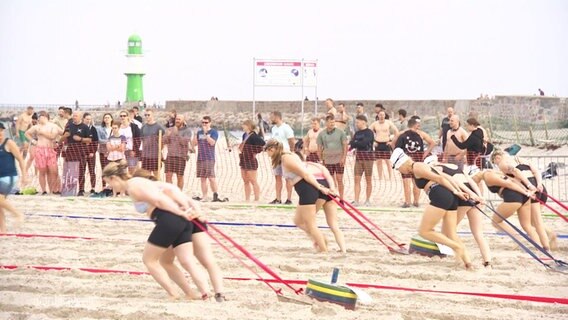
392;116;436;208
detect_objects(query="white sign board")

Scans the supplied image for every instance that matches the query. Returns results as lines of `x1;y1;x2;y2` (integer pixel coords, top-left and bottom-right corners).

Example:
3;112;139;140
254;59;317;87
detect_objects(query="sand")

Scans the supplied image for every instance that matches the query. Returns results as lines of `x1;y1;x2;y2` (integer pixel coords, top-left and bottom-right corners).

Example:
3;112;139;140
1;144;567;319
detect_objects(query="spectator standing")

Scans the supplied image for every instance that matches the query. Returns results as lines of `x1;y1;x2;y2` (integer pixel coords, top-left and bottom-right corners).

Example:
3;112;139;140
335;103;351;137
79;113;99;195
317;115;348;199
61;111;91;196
129;109;143;129
352;103;369;133
444;114;468;170
374;103;389;121
302;118;321;162
140;109;165;176
369;110;398;180
451;118;485;168
349;115;374;206
192;116;225;202
439;106;455;150
394;109;408;132
118;110;142;173
325;98;337;117
96;113;113;180
165;109;177;128
238;119;266;202
269;111;296;204
132;106;144;124
163;115;192;190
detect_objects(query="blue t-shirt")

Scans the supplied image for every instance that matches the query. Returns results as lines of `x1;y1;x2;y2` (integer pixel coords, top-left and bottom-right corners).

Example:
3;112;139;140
196;128;218;161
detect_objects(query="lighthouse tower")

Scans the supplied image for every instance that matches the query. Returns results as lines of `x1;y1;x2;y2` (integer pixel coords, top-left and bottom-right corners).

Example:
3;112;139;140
125;34;144;103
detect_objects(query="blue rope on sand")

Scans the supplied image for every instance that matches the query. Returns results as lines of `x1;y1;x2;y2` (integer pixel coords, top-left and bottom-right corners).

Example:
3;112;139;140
26;212;568;239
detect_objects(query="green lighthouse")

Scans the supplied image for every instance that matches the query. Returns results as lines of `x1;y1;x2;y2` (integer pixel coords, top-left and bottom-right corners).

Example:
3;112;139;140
125;34;144;103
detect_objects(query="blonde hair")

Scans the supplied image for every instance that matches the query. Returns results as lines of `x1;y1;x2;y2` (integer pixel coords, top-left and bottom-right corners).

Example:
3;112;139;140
102;160;131;180
490;148;505;163
242;119;256;132
102;160;157;181
264;139;284;168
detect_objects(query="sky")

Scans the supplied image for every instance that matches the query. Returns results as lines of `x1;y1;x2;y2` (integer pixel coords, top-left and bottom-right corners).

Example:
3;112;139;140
1;0;567;105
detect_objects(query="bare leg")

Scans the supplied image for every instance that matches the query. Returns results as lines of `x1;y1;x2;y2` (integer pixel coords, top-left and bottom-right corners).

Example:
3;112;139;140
402;178;411;206
354;175;362;203
376;160;384;180
322;200;346;253
192;232;225;295
38;168;48;193
336;173;344;200
209;177;218;193
173;242;210;296
159;247;201;299
386;160;394;180
165;172;173;184
491;202;522;238
176;174;184;190
142;242;179;298
285;179;293;201
200;177;208;198
412;180;421;206
241;169;251;201
517;201;539;243
249;171;260;201
274;175;282;201
466;206;492;264
364;173;372;202
418;205;469;267
47;165;59;193
294;204;327;252
530;202;550;250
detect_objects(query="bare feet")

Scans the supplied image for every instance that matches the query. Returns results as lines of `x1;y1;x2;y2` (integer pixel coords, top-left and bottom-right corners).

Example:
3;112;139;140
548;231;558;251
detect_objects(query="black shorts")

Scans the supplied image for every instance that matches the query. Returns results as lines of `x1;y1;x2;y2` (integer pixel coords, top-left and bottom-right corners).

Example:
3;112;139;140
165;156;187;176
148;208;193;248
402;152;423;179
294;179;331;205
457;183;474;207
325;163;345;175
375;142;392;160
192;221;207;234
526;177;547;204
141;157;159;172
428;184;458;211
502;188;529;204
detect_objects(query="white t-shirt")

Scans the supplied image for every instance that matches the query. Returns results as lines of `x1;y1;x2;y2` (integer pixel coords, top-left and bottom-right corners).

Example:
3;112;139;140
271;123;294;152
119;126;133;150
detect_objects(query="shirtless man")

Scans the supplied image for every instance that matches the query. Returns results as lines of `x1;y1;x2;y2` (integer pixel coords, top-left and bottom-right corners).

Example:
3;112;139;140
369;111;398;180
25;111;63;194
444;114;468;170
335;103;351;137
302;117;321;162
16;106;34;156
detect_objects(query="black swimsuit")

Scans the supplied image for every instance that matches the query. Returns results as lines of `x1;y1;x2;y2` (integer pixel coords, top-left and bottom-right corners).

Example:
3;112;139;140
486;174;528;204
507;164;547;204
412;163;458;211
440;165;474;207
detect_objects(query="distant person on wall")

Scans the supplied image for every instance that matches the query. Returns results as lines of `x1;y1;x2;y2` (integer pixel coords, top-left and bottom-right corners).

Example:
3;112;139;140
538;88;545;96
349;115;375;206
238;119;265;202
302;117;321;162
269;111;296;205
78;113;99;195
444;114;468;170
317;114;348;199
192;116;226;202
439;106;455;150
163;114;193;190
140;109;166;176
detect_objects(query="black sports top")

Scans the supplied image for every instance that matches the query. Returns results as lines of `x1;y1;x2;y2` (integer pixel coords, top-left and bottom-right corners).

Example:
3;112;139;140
413;163;439;189
506;163;536;188
486;174;508;194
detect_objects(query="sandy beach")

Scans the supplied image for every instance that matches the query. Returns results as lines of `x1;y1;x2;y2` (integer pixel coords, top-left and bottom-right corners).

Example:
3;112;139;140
1;142;567;319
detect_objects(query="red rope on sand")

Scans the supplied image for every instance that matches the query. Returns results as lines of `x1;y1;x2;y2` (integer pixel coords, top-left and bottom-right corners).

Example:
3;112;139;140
191;220;284;295
1;265;566;305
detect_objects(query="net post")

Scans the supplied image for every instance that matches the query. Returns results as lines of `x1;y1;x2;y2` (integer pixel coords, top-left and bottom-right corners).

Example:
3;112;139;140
157;130;163;181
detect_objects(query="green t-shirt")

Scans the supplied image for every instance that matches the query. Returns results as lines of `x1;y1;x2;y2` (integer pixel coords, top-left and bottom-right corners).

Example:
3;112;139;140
317;128;347;164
